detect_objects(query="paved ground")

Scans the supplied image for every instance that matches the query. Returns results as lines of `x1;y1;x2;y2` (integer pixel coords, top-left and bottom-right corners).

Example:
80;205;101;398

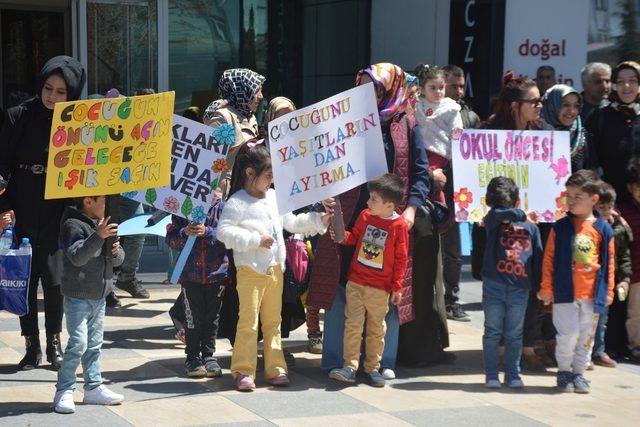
1;267;640;426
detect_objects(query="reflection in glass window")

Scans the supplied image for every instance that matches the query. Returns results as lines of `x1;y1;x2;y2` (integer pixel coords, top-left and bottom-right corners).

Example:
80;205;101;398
169;0;240;115
86;0;158;96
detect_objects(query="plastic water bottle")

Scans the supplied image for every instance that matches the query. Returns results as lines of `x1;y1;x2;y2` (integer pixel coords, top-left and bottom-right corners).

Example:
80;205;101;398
0;227;13;250
19;237;32;255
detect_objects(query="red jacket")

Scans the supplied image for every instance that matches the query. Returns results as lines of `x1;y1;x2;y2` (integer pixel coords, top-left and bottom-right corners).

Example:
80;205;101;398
342;209;409;293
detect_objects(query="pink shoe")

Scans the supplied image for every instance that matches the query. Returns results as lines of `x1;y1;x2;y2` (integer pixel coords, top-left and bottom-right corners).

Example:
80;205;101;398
175;329;185;344
267;373;290;387
235;374;256;392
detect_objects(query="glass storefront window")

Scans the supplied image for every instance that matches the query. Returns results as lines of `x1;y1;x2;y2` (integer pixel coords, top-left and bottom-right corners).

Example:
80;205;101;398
168;0;240;115
86;0;158;97
1;9;65;109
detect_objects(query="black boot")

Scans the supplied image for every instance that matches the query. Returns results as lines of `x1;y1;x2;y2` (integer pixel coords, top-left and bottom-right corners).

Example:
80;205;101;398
18;335;42;370
46;333;63;370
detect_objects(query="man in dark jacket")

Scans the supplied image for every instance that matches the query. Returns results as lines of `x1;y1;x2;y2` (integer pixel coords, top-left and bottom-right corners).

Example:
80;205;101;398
441;65;480;321
0;56;85;370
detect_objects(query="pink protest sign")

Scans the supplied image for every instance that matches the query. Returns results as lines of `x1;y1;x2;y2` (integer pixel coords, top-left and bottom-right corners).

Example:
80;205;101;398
451;129;571;223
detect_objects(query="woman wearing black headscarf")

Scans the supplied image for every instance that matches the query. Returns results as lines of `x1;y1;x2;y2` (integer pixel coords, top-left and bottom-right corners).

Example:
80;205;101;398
586;61;640;201
0;56;86;370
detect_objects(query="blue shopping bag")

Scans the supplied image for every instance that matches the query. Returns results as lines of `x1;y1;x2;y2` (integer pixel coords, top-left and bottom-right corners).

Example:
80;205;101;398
0;248;32;316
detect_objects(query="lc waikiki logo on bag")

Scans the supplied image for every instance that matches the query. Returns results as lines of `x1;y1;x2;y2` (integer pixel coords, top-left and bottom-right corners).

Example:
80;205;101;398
0;247;32;316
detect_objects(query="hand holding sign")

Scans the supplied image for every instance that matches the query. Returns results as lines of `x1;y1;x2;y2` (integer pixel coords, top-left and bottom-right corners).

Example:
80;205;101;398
97;216;118;239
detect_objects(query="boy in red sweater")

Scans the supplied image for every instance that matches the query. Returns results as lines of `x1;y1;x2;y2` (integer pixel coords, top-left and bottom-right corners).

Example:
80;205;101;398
329;173;409;387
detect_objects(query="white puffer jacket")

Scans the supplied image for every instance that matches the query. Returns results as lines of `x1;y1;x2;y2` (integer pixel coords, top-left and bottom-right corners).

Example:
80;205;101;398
217;189;326;275
415;97;463;159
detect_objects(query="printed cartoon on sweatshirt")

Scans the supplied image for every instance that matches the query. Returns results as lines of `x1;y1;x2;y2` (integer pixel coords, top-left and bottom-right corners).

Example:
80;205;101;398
573;233;598;272
357;224;389;269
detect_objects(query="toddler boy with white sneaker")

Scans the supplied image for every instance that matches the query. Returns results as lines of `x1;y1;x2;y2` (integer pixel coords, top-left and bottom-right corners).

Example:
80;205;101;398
53;196;125;413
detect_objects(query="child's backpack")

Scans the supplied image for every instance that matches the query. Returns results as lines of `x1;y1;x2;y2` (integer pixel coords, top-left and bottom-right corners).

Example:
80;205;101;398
283;235;313;304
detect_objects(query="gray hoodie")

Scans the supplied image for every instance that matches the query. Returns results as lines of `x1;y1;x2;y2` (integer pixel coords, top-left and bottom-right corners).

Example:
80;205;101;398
59;206;124;300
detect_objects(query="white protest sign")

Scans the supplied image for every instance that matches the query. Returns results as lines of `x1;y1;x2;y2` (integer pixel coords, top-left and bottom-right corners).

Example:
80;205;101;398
451;129;572;223
503;0;588;90
123;115;232;221
268;83;387;215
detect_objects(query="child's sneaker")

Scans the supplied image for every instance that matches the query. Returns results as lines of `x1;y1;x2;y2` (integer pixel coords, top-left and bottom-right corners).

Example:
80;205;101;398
380;368;396;380
307;333;323;354
367;370;385;387
203;357;222;378
506;377;524;389
53;389;75;414
556;371;574;392
573;374;590;394
185;357;206;377
267;373;290;387
83;385;124;405
485;376;501;389
329;367;356;383
235;374;255;392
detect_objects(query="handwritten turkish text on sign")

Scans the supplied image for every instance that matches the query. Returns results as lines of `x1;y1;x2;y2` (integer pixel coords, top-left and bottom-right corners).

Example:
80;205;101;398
124;115;231;222
451;129;571;223
268;83;387;215
45;91;175;199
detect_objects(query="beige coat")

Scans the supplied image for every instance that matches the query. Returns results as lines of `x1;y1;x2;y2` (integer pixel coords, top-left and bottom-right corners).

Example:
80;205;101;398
205;101;259;197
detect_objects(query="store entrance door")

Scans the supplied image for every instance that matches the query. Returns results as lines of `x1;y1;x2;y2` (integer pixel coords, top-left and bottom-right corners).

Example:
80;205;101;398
0;8;66;109
83;0;158;97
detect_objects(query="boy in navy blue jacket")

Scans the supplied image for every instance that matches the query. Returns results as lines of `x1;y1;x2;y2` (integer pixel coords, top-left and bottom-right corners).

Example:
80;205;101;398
481;177;542;389
166;199;229;378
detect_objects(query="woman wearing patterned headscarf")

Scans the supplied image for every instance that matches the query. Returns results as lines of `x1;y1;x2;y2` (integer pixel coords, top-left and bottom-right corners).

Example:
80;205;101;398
307;63;436;381
541;84;595;172
204;68;265;197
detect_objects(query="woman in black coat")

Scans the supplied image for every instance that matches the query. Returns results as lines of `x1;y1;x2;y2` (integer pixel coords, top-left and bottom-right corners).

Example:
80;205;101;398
586;61;640;202
0;56;86;370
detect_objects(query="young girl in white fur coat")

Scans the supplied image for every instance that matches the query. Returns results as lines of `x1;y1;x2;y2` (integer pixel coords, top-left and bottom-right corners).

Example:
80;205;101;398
217;141;331;392
413;65;463;202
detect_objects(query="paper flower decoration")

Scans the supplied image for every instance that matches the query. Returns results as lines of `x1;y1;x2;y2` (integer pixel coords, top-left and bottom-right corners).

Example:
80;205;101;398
454;187;473;209
212;158;229;173
542;210;554;222
469;208;484;223
451;128;463;141
554;209;566;221
456;208;469;222
191;206;207;223
163;196;180;213
212;123;235;146
555;192;568;211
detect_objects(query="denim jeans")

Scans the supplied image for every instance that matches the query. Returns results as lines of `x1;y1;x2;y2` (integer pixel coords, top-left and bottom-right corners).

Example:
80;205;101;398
321;284;399;371
482;279;529;381
118;197;145;282
56;297;106;391
592;307;609;357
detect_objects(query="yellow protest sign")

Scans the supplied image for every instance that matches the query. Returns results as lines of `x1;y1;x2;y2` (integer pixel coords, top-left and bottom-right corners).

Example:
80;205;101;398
44;91;175;199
